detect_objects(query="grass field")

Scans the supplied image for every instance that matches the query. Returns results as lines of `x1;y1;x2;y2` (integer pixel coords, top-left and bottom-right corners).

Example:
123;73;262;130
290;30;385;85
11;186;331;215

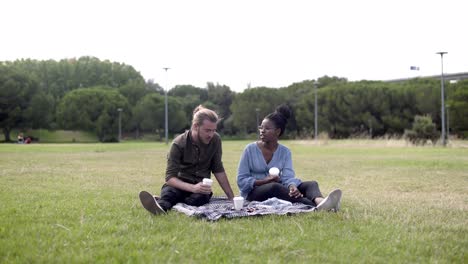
0;140;466;263
2;130;98;143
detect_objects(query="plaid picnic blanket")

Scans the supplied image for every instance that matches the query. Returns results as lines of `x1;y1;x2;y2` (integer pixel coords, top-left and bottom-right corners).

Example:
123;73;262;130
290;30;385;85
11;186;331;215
172;197;317;221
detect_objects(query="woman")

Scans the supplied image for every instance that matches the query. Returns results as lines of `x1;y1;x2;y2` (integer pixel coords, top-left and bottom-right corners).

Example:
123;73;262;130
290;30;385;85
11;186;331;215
236;105;342;211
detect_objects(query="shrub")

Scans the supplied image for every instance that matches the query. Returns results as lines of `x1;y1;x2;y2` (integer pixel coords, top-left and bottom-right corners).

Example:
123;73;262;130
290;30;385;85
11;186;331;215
404;115;440;145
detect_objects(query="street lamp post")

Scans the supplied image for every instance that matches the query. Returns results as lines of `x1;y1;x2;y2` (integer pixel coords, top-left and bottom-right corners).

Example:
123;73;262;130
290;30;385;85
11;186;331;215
314;81;319;140
436;52;447;146
446;105;450;142
163;67;170;145
117;108;122;142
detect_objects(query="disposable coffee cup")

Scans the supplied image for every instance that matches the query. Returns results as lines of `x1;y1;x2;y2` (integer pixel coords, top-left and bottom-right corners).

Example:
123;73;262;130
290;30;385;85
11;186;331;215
233;196;244;210
269;167;280;177
202;178;213;186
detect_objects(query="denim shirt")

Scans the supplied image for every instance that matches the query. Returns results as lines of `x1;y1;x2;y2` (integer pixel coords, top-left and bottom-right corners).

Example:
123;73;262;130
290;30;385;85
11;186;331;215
237;142;302;198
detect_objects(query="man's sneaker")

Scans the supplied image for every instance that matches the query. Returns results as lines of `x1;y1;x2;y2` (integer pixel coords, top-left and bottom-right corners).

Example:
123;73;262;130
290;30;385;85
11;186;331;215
139;191;166;215
316;189;342;212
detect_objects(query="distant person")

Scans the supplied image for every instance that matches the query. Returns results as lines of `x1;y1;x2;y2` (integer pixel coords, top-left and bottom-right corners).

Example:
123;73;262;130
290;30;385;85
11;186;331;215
237;105;342;211
17;133;24;144
139;105;235;215
24;137;32;144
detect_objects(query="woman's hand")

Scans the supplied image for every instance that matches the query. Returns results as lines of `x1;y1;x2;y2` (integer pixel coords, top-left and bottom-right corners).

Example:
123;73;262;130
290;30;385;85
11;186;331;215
266;174;280;183
288;185;303;198
254;175;280;187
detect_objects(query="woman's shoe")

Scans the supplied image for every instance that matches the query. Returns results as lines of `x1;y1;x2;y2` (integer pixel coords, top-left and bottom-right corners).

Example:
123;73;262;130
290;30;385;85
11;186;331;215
316;189;342;212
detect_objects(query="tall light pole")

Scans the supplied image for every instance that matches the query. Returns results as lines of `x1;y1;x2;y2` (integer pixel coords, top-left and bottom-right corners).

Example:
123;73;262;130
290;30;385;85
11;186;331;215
436;52;447;146
117;108;122;142
163;67;170;145
314;81;319;140
446;104;450;142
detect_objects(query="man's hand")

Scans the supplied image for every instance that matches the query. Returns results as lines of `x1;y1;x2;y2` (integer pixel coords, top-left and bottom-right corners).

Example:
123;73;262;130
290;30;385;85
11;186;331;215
166;177;213;194
214;171;235;200
192;182;212;194
289;185;303;198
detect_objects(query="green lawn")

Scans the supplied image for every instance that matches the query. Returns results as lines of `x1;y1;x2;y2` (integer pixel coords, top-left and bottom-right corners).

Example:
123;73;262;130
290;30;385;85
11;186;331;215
0;141;466;263
2;129;99;143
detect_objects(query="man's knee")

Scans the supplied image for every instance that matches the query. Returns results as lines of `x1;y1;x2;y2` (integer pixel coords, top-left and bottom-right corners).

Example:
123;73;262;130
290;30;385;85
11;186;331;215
184;193;211;206
159;185;184;210
161;185;182;199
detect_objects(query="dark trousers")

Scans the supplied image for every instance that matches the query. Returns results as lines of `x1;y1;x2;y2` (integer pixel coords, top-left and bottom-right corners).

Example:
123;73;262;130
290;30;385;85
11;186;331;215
157;184;212;211
246;181;323;206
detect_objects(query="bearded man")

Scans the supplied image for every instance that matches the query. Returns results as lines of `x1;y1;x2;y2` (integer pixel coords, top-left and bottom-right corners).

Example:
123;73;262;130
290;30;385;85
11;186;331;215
139;105;235;215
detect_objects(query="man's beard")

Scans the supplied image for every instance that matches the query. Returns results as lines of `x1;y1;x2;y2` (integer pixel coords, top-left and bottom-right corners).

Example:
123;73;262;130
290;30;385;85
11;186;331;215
197;128;211;144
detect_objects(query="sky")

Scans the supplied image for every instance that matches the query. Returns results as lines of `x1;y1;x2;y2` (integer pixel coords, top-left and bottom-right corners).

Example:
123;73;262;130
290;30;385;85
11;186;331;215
2;0;467;92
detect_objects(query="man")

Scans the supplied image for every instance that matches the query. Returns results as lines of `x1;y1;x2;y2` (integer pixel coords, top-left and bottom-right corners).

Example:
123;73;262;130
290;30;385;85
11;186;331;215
139;105;235;215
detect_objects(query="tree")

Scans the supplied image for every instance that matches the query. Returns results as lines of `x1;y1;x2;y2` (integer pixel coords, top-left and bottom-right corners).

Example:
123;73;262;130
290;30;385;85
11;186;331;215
146;79;164;95
169;85;208;125
230;87;284;135
316;75;348;87
167;96;189;133
132;93;165;134
118;79;149;106
25;91;55;129
294;80;421;138
169;84;208;99
9;56;146;100
132;93;188;139
0;65;38;141
206;82;234;118
406;78;440;126
447;80;468;138
5;57;147;135
56;87;130;142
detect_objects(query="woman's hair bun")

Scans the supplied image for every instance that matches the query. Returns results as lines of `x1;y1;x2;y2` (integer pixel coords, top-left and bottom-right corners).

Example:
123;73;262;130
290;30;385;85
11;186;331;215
275;104;291;120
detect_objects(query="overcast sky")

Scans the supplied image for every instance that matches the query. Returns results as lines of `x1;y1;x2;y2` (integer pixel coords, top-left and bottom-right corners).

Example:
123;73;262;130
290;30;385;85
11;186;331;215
2;0;467;91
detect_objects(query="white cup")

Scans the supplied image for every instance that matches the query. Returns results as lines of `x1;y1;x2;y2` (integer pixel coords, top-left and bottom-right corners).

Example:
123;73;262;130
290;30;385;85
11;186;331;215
269;167;280;177
202;178;213;186
233;196;244;210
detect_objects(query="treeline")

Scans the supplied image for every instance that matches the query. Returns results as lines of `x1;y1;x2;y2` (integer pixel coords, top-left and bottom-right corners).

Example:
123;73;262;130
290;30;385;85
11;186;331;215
1;57;467;142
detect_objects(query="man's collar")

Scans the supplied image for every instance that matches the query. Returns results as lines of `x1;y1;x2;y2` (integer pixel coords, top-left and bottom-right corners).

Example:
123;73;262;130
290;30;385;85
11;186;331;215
187;129;199;146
